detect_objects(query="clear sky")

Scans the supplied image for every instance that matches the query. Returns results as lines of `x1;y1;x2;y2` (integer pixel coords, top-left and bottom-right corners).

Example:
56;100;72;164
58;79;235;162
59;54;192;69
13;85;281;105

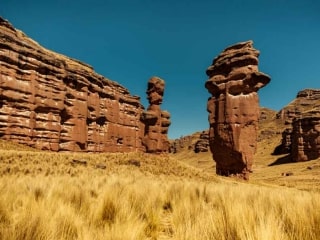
1;0;320;139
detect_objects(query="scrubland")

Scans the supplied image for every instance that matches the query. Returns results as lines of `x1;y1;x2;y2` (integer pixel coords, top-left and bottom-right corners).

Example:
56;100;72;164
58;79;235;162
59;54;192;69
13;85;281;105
0;140;320;240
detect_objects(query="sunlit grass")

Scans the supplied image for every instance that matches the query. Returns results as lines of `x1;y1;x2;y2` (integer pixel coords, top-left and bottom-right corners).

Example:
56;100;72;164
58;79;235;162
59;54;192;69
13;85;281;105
0;140;320;239
0;174;319;240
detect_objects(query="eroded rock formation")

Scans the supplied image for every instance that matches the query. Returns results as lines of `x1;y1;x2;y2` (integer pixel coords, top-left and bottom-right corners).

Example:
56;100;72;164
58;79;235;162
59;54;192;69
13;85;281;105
275;89;320;155
205;40;270;179
275;89;320;161
0;17;147;152
291;109;320;161
194;130;209;153
141;77;171;153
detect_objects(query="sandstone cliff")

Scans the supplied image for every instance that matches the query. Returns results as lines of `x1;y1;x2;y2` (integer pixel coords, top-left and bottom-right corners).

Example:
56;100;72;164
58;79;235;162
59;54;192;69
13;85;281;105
205;40;270;179
276;89;320;161
0;17;150;152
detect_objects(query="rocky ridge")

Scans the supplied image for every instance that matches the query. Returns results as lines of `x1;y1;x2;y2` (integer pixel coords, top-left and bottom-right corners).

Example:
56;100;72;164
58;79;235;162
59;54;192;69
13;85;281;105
276;89;320;161
0;17;171;152
170;130;209;154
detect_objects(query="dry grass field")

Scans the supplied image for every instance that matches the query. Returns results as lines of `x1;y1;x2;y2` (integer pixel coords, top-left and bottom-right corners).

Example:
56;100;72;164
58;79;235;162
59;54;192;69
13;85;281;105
0;139;320;240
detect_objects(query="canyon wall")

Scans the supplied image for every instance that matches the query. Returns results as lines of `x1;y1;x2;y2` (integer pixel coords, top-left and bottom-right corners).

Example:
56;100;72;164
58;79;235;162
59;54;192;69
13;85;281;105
0;17;172;152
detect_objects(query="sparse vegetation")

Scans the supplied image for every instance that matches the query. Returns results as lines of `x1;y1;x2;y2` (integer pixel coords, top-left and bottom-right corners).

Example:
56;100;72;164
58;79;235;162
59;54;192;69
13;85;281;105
0;140;320;239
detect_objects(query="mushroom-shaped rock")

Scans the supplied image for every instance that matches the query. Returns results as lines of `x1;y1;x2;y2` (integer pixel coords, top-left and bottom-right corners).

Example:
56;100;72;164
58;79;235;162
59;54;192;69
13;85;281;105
205;40;270;180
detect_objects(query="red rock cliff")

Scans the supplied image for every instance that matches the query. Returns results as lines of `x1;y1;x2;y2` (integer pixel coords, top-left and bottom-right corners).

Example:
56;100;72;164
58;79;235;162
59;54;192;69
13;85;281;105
275;89;320;161
291;109;320;161
205;40;270;179
0;17;146;152
275;89;320;155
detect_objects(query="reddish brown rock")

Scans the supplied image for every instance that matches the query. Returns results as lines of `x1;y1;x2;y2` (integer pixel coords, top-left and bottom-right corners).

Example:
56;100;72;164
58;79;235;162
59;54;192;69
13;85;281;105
169;135;193;153
194;130;209;153
275;89;320;155
0;17;146;152
205;40;270;179
291;108;320;161
277;89;320;124
141;77;171;153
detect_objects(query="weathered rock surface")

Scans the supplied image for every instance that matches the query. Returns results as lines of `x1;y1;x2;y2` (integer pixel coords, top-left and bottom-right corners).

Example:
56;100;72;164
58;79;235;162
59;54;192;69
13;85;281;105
275;89;320;156
194;130;209;153
291;108;320;161
169;135;193;153
277;89;320;124
141;77;171;153
0;17;146;152
205;40;270;179
169;130;209;154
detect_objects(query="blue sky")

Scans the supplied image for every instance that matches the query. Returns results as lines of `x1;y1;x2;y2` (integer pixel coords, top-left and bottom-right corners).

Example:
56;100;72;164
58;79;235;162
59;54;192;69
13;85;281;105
1;0;320;139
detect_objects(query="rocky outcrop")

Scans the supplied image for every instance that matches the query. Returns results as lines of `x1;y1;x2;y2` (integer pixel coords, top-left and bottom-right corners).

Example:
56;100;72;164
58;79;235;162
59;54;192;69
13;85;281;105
169;130;210;154
0;17;146;152
275;89;320;155
169;135;193;153
141;77;171;153
277;89;320;124
291;108;320;161
194;130;209;153
205;40;270;179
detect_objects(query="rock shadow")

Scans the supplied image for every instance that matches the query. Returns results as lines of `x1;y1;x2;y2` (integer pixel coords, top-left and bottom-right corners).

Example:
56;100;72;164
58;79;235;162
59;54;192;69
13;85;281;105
268;154;292;166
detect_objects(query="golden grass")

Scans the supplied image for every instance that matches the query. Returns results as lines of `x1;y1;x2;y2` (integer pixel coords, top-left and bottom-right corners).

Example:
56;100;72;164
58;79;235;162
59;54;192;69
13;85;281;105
1;139;320;239
1;173;319;240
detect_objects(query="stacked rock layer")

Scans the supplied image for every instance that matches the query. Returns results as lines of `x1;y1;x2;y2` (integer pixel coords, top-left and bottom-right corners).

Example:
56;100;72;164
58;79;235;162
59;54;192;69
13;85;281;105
0;17;171;153
277;89;320;161
276;89;320;159
291;109;320;161
141;77;171;153
205;40;270;179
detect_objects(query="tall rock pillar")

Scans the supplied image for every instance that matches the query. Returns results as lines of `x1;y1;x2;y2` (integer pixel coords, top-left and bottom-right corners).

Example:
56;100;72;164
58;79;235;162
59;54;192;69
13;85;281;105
141;77;171;153
205;41;270;179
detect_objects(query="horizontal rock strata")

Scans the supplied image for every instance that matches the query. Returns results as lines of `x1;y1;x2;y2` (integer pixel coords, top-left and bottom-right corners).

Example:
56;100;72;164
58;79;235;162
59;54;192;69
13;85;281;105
205;40;270;179
291;108;320;161
275;89;320;157
141;77;171;153
0;17;147;152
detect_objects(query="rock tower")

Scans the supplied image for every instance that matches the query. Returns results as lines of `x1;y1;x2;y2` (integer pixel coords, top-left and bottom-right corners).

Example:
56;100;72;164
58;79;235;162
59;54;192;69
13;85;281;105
141;77;171;153
205;40;270;179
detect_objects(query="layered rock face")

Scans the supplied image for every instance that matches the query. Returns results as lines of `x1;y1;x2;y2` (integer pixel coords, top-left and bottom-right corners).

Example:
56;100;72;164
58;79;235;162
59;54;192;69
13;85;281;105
194;130;209;153
169;130;210;154
0;17;146;152
275;89;320;161
205;40;270;179
169;135;193;153
291;109;320;161
141;77;171;153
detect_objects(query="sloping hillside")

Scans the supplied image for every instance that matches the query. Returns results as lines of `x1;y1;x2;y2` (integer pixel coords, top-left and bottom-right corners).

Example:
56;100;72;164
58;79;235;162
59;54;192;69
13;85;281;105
170;106;320;191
